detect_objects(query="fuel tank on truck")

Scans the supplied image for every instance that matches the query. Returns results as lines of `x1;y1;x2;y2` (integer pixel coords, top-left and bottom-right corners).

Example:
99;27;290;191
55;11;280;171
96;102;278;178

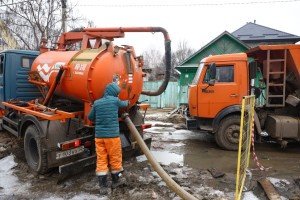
31;43;143;106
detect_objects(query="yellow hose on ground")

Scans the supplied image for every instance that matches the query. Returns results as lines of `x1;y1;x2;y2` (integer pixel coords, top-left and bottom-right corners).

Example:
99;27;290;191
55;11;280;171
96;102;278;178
122;113;198;200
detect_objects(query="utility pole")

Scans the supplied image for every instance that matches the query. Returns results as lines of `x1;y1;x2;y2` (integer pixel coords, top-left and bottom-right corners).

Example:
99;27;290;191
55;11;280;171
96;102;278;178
61;0;67;33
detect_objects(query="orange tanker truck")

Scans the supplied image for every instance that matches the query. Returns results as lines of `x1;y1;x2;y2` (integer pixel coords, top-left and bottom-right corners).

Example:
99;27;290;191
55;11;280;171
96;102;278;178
0;27;171;175
186;44;300;150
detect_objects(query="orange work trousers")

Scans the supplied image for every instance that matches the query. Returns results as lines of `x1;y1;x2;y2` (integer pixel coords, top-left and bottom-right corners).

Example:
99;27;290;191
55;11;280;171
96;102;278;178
95;137;123;176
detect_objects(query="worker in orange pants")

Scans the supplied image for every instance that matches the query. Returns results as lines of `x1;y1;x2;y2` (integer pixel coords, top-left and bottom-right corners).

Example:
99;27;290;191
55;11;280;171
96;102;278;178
95;137;123;177
88;83;128;195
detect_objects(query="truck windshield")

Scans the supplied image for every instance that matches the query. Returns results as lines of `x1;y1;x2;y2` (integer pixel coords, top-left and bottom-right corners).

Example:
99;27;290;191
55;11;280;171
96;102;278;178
192;62;204;85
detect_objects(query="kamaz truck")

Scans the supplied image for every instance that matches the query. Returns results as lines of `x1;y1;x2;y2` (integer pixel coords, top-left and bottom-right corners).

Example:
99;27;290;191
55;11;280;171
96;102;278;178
186;44;300;150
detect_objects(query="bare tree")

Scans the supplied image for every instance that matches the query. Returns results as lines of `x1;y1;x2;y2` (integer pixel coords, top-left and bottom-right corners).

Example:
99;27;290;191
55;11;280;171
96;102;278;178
142;48;164;81
142;41;195;81
1;0;89;50
172;40;195;68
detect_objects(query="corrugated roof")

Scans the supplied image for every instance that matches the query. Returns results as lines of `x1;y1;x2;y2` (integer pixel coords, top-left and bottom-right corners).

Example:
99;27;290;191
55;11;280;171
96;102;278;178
232;22;300;42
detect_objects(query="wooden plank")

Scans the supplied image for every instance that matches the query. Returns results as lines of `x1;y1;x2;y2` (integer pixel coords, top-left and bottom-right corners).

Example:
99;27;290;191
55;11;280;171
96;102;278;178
258;178;281;200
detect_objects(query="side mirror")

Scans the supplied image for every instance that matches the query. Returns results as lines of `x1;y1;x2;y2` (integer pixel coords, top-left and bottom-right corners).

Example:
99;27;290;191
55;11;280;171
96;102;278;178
249;61;257;79
209;63;216;79
207;63;216;86
208;79;215;86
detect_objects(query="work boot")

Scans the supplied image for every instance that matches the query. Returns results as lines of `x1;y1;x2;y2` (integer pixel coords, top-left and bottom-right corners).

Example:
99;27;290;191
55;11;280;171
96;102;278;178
111;171;126;189
98;175;109;195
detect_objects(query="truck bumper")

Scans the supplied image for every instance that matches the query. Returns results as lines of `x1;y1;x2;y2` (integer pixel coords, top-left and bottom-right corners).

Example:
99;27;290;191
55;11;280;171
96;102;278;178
57;137;152;183
185;116;198;130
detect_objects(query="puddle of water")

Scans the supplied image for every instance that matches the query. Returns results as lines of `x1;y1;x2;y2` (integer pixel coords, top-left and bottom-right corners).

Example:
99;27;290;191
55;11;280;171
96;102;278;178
162;130;214;142
145;121;300;176
183;143;238;172
136;150;183;165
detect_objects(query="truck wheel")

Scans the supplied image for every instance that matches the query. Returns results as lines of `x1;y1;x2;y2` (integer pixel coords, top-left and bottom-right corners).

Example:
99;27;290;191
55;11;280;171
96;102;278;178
215;115;243;151
24;125;48;174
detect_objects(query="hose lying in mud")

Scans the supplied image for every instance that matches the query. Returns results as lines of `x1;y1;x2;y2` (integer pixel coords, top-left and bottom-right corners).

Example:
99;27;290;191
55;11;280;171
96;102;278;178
122;113;198;200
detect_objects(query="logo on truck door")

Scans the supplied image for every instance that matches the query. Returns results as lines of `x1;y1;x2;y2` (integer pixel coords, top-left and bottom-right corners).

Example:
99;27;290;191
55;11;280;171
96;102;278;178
37;62;65;82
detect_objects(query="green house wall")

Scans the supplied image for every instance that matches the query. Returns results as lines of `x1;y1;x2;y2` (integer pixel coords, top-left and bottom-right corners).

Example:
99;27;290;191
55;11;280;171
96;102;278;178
179;68;198;86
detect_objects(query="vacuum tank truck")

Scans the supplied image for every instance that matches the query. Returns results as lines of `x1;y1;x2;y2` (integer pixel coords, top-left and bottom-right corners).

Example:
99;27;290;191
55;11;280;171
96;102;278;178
186;44;300;150
0;27;171;175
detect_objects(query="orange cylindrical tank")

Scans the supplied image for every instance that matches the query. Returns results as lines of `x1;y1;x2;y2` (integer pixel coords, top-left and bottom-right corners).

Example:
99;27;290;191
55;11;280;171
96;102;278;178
31;42;143;106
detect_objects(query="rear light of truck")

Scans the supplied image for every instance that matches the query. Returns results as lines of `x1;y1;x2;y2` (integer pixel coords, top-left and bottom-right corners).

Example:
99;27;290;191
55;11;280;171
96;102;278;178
59;139;81;150
84;141;92;148
141;124;152;130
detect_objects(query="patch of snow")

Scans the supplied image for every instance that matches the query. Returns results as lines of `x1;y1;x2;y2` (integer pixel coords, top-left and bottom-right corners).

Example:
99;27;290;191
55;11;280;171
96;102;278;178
136;151;183;165
158;181;167;187
268;177;290;188
41;197;64;200
171;142;185;147
243;191;260;200
173;130;194;134
146;120;173;126
0;154;17;171
0;155;30;196
41;193;108;200
209;189;224;196
145;114;164;119
69;193;108;200
195;186;226;199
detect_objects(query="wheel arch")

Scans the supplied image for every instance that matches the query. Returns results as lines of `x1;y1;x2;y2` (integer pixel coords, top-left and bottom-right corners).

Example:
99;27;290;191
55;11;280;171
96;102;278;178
20;115;48;138
212;105;241;133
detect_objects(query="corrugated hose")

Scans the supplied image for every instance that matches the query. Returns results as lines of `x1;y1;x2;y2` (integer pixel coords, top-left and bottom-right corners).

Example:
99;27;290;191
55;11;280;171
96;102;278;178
122;113;198;200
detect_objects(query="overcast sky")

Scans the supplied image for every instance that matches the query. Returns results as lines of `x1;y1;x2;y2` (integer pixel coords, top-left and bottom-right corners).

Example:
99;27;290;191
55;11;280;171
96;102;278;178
71;0;300;54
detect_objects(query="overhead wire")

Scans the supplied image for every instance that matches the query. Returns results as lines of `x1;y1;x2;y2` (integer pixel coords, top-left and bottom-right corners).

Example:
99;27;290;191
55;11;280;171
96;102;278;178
0;0;300;7
75;0;300;7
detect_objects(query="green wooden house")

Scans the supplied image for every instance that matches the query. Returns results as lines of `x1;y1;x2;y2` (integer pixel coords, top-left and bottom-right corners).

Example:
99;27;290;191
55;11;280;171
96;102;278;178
176;31;249;104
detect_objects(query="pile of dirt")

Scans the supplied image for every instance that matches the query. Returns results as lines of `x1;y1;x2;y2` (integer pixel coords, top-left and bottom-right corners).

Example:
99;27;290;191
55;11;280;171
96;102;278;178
0;131;18;159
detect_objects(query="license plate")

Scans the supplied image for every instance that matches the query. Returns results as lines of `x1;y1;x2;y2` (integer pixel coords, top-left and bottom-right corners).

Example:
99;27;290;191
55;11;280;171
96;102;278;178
56;146;84;159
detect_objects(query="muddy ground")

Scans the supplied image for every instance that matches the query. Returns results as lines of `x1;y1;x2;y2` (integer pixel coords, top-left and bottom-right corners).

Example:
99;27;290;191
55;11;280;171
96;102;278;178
0;108;300;200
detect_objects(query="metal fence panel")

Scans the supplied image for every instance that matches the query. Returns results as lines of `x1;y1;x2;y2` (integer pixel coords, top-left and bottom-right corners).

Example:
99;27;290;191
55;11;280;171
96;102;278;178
139;81;179;108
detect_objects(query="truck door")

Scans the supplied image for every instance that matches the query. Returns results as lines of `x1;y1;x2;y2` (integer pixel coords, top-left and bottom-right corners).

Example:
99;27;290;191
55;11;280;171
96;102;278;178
188;63;205;116
11;54;40;101
198;63;241;118
0;55;5;105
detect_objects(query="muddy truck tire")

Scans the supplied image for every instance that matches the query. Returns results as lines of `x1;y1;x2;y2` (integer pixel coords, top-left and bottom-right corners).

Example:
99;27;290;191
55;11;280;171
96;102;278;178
215;115;244;151
24;125;48;174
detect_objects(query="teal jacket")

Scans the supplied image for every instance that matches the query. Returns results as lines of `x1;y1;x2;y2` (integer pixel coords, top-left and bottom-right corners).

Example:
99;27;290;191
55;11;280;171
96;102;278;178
88;83;129;138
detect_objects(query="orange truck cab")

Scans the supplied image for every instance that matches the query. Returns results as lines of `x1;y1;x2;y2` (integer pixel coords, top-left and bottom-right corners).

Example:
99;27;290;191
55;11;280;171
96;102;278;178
187;44;300;150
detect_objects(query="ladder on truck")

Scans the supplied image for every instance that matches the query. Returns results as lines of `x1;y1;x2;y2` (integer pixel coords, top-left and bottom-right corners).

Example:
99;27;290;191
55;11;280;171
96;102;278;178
265;49;287;107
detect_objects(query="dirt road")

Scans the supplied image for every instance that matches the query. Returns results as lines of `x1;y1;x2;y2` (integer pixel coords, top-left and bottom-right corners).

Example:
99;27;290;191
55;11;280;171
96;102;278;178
0;109;300;199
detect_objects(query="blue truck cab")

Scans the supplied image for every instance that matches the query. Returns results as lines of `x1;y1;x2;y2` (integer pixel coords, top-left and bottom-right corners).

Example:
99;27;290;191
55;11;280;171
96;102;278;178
0;49;40;107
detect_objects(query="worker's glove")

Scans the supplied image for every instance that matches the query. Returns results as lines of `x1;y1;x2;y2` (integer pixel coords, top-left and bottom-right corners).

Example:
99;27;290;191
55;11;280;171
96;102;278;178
121;113;129;120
